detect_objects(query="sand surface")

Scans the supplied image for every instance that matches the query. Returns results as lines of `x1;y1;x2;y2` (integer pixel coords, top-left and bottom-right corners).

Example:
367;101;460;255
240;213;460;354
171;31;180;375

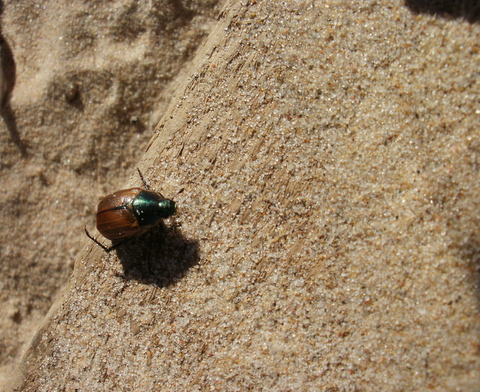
1;0;479;391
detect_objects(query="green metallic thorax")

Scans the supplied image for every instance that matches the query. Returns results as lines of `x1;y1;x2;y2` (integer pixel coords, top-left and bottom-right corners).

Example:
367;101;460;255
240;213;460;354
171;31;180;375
132;190;176;228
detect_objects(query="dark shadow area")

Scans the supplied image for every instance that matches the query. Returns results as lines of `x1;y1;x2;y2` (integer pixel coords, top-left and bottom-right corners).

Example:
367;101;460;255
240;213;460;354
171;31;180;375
460;234;480;304
114;226;200;287
0;1;27;156
2;102;27;156
405;0;480;23
168;0;197;23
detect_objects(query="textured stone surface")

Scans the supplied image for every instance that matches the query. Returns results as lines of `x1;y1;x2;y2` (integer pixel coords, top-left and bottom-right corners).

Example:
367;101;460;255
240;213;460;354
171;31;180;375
6;0;480;391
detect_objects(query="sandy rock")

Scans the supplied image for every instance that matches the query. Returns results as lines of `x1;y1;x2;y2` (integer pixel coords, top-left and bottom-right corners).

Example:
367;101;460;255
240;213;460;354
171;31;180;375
4;0;480;391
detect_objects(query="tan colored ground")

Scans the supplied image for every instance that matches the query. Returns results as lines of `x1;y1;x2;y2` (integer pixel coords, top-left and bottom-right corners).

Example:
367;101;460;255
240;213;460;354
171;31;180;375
1;0;480;391
0;0;220;389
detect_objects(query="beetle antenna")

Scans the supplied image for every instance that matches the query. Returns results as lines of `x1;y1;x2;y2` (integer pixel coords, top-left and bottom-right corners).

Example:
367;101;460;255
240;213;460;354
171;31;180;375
136;167;149;190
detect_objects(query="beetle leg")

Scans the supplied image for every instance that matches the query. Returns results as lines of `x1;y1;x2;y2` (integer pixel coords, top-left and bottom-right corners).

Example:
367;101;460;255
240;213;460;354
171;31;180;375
136;167;149;190
158;220;167;233
84;226;125;252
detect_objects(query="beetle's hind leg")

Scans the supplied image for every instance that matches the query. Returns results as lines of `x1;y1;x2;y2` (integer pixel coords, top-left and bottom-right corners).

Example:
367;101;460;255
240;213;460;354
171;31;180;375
84;226;126;252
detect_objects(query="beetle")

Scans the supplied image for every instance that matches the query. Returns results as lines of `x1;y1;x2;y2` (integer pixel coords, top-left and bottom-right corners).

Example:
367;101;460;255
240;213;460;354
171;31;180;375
85;169;177;252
